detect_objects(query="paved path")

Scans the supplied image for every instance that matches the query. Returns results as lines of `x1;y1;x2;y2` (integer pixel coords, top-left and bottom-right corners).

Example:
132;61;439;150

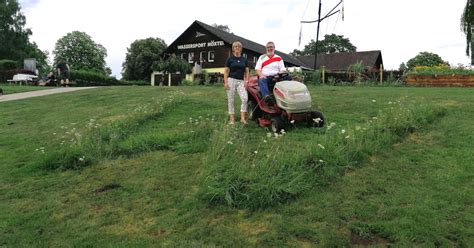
0;87;97;102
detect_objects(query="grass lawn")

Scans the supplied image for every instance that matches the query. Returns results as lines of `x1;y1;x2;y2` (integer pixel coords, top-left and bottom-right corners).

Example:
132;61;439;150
0;83;56;94
0;86;473;246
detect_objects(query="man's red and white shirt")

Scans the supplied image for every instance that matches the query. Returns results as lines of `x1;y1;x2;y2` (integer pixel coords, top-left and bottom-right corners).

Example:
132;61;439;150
255;54;286;77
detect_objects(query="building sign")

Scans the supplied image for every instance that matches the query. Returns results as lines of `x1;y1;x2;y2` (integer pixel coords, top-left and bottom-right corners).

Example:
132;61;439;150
177;40;225;50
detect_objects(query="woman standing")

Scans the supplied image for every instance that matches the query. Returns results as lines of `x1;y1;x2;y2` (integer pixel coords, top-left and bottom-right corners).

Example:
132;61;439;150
224;41;250;125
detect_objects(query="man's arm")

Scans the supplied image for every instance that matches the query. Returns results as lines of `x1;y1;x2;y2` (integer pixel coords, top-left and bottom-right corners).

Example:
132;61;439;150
255;56;265;78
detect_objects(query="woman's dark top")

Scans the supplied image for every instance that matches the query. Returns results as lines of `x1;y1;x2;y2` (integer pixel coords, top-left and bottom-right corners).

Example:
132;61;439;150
225;55;248;80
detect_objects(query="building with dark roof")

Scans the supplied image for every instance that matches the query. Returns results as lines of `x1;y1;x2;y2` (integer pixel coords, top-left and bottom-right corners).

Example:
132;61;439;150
296;50;383;71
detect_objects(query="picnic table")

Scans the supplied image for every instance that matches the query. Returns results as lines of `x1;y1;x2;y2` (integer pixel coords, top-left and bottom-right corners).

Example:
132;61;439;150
7;74;38;86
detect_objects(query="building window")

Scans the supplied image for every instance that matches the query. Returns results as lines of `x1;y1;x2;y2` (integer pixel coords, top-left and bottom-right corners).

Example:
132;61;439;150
243;53;247;58
181;53;188;60
253;56;257;63
208;51;215;62
188;52;194;63
200;51;207;62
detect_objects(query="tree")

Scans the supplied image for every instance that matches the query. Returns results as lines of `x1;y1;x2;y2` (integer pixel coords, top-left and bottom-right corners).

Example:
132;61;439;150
461;0;474;64
53;31;109;75
0;0;30;60
153;54;191;75
0;0;47;71
122;38;167;80
212;23;230;33
406;52;448;70
290;34;356;56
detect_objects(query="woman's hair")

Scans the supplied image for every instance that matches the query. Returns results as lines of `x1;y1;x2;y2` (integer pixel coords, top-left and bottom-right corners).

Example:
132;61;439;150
232;41;242;52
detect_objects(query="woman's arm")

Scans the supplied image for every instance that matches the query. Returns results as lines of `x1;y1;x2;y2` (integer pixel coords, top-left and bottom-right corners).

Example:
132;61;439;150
224;67;230;90
245;67;250;85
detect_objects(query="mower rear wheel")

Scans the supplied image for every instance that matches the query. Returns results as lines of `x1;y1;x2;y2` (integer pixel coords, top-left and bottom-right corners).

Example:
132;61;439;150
248;100;262;121
270;116;285;133
308;111;325;128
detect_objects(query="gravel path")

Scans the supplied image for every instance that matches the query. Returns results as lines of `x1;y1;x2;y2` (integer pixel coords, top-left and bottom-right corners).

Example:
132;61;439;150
0;87;97;102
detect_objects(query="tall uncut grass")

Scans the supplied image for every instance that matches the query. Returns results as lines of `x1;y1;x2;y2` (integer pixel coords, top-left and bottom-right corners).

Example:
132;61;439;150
37;90;214;170
200;103;446;209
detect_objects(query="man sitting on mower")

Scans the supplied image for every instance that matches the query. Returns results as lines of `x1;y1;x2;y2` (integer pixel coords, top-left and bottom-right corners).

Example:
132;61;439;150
255;41;291;103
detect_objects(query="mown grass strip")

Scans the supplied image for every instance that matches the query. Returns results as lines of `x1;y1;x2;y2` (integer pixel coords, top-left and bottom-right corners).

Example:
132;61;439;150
200;104;446;209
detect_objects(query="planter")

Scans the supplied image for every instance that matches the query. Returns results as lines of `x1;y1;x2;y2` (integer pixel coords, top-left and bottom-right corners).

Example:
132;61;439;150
405;74;474;87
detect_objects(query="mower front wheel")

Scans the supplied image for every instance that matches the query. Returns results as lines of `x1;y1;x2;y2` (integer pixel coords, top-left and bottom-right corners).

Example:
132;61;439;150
308;111;325;128
270;116;285;133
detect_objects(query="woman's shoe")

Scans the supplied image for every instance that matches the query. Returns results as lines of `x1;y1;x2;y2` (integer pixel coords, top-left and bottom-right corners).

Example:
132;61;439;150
240;112;248;124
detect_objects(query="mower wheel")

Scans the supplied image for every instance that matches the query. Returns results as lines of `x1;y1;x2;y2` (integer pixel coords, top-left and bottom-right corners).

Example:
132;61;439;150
270;116;285;133
248;100;262;121
308;111;325;128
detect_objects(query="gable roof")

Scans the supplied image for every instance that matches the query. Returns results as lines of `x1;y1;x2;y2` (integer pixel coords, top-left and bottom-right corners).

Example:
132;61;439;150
296;50;383;71
167;20;306;67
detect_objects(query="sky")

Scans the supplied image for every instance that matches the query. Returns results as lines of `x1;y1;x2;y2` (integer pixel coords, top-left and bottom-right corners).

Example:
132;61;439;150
19;0;469;78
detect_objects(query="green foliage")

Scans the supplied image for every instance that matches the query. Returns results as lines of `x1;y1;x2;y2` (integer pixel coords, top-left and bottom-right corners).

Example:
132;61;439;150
347;61;365;83
122;37;167;81
154;54;191;74
0;60;18;70
399;62;408;71
301;70;321;84
404;64;474;76
0;0;48;70
53;31;109;75
291;34;357;56
461;0;474;63
70;70;120;86
406;52;448;70
0;0;31;61
181;79;195;86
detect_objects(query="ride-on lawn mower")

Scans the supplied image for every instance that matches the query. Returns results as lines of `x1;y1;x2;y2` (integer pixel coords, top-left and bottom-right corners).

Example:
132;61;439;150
246;73;325;133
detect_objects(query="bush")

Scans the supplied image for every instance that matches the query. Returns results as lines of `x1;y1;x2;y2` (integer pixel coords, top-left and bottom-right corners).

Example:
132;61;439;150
406;52;448;70
302;70;321;85
181;79;196;86
70;70;121;86
0;60;18;70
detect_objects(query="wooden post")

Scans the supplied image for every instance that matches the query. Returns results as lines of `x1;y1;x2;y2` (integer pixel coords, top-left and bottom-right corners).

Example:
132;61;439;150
380;64;383;85
168;73;171;87
321;66;325;84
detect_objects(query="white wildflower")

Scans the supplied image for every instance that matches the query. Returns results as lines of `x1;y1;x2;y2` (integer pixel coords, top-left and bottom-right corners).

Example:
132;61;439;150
355;126;361;131
290;120;295;124
345;135;350;139
227;141;233;145
319;159;324;163
317;144;325;149
263;140;267;143
254;150;258;154
372;99;376;103
341;129;346;134
266;133;272;138
281;129;286;134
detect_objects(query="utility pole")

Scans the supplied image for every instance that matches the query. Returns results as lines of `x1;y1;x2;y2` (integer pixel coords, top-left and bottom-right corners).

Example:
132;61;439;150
301;0;344;70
